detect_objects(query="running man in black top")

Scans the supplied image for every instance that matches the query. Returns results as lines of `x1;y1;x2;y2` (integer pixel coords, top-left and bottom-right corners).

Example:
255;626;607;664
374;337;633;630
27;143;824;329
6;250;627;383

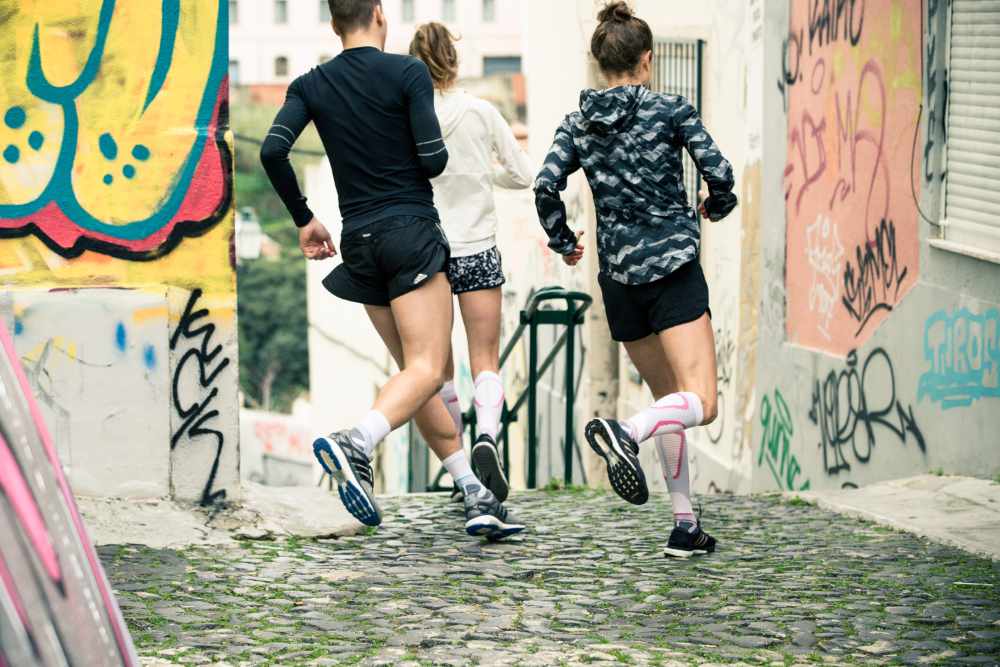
260;0;524;540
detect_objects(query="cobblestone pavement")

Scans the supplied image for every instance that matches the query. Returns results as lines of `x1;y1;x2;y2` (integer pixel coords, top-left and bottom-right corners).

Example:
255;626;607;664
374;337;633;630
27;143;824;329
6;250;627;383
100;490;1000;666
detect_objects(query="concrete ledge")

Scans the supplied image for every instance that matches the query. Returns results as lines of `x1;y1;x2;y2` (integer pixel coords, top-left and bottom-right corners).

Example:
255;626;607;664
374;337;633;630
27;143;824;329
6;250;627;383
787;474;1000;560
78;483;363;548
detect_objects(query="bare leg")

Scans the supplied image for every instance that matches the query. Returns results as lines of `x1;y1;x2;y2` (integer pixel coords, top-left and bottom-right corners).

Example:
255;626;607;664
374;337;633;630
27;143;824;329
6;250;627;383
365;295;461;463
365;272;454;427
656;313;718;425
458;287;505;440
458;288;502;377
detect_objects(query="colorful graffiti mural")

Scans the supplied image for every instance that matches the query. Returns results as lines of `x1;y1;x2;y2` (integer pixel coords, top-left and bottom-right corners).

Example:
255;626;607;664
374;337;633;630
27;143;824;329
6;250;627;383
0;0;230;259
0;323;138;666
0;1;237;505
782;0;921;355
920;308;1000;410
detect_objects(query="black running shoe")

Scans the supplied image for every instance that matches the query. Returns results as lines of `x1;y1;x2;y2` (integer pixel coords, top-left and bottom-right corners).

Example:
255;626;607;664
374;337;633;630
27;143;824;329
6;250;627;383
471;433;509;502
313;431;382;527
663;521;716;558
464;484;525;541
584;418;648;505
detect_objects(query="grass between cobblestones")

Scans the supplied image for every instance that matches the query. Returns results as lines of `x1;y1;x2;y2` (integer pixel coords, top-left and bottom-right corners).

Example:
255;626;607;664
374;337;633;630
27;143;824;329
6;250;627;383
100;490;1000;666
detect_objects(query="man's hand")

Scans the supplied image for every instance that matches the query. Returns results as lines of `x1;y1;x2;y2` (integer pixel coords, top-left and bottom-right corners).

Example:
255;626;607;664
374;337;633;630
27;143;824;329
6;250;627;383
562;230;585;267
299;218;336;260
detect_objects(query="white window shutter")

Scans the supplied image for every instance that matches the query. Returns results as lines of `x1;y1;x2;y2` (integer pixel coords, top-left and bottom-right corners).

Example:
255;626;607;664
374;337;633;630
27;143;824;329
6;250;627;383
945;0;1000;252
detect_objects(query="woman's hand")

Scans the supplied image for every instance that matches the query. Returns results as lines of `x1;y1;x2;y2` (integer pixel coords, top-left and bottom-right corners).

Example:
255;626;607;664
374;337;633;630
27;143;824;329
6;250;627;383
562;231;585;266
698;190;709;219
298;218;337;260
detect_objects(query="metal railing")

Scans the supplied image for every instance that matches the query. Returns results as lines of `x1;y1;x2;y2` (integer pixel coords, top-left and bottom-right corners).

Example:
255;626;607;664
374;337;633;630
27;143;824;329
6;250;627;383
428;286;593;491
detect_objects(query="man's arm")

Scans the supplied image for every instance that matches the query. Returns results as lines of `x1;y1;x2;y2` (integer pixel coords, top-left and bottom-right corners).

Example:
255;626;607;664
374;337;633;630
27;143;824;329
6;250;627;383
259;78;315;227
534;117;582;255
672;97;737;222
403;60;448;178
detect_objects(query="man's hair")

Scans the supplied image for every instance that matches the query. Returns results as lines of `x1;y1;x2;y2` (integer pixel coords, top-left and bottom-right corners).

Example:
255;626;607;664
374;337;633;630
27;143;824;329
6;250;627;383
327;0;381;35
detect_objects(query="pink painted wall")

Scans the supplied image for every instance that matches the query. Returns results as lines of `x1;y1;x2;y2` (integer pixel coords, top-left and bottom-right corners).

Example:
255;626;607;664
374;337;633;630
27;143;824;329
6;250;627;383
782;0;922;355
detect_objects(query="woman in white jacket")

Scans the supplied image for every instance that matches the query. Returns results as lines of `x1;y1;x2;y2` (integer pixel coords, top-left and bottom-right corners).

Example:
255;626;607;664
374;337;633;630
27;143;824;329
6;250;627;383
410;23;534;501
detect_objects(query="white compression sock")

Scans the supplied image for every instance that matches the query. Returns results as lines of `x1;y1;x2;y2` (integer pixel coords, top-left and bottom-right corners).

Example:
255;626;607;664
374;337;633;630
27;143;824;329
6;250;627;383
441;449;481;494
350;410;391;457
625;392;704;445
439;381;464;437
655;432;696;523
473;371;504;439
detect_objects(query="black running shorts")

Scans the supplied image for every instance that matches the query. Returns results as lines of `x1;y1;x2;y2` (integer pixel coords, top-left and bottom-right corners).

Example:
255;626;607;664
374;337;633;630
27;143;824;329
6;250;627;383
322;215;450;307
598;258;711;343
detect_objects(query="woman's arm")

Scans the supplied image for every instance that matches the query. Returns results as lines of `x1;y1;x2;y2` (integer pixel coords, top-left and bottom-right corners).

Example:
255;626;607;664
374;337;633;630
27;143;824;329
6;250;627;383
672;98;737;221
488;105;533;190
259;78;315;227
533;117;582;255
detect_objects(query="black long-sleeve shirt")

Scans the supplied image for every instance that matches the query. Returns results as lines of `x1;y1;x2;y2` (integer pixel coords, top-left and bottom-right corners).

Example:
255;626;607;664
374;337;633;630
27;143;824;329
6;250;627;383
260;46;448;232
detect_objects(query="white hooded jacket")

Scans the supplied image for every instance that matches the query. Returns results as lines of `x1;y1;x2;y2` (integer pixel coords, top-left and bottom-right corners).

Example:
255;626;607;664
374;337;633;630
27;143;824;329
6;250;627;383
432;88;534;257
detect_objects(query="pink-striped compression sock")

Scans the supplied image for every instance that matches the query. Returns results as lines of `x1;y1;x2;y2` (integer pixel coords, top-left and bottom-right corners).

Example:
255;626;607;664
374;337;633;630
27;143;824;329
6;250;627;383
655;432;696;523
624;392;704;445
439;381;464;436
473;372;504;439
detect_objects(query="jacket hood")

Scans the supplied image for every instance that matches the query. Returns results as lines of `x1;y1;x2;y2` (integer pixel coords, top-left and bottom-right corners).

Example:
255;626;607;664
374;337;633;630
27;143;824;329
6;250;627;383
434;89;473;138
579;85;647;134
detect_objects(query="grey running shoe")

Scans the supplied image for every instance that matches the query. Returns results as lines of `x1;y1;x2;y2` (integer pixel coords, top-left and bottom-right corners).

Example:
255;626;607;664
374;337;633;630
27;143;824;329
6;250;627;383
463;484;525;541
471;433;509;502
584;418;649;505
313;431;382;527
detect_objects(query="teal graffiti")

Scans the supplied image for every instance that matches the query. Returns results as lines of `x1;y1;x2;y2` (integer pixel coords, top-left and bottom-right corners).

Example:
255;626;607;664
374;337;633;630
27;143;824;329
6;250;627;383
758;388;811;492
919;307;1000;409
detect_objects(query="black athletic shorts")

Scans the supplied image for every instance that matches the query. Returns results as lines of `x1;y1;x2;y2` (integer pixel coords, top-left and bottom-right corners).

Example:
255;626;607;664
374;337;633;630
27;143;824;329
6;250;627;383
322;215;450;307
598;258;711;342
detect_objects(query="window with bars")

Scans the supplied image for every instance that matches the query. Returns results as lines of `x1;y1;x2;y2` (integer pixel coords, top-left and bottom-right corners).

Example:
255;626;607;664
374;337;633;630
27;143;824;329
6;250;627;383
483;0;496;23
651;39;704;206
229;0;238;24
442;0;456;22
402;0;415;23
938;0;1000;259
320;0;331;22
274;0;288;24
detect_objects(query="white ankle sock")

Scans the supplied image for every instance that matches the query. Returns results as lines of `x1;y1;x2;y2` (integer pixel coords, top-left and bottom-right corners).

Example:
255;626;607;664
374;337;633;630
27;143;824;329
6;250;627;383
625;392;704;444
654;432;696;523
439;381;464;436
473;371;504;439
350;410;391;457
441;450;481;493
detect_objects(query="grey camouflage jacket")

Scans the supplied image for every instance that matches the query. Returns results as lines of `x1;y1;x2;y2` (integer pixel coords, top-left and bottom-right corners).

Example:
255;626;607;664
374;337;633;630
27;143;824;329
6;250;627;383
534;85;737;285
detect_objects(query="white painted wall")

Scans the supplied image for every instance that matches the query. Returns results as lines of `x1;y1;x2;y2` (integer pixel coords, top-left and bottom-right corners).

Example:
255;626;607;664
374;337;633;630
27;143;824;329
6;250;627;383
230;0;524;85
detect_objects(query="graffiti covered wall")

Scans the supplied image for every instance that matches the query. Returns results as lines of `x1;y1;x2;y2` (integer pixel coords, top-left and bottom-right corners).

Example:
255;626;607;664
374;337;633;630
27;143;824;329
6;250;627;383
781;0;922;355
0;1;238;503
752;0;1000;493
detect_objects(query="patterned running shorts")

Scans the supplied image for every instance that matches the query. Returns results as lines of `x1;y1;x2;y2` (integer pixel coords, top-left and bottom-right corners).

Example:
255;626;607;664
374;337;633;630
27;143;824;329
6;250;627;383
445;246;506;295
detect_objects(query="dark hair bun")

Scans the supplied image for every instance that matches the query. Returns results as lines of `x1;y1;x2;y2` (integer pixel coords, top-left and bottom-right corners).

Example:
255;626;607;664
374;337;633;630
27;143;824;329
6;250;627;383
597;1;634;24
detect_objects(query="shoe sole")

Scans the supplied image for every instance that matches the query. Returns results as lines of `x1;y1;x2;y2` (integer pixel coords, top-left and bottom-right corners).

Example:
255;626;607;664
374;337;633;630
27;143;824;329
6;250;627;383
313;437;382;527
465;514;525;541
663;546;711;559
471;440;509;503
584;419;648;505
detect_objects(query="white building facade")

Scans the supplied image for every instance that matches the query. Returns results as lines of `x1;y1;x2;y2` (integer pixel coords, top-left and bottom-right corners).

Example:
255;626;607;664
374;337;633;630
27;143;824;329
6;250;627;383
229;0;524;87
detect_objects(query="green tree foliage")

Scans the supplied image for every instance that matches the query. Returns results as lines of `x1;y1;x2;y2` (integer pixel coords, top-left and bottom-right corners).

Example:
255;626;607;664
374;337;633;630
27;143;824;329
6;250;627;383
237;257;309;412
233;88;325;412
